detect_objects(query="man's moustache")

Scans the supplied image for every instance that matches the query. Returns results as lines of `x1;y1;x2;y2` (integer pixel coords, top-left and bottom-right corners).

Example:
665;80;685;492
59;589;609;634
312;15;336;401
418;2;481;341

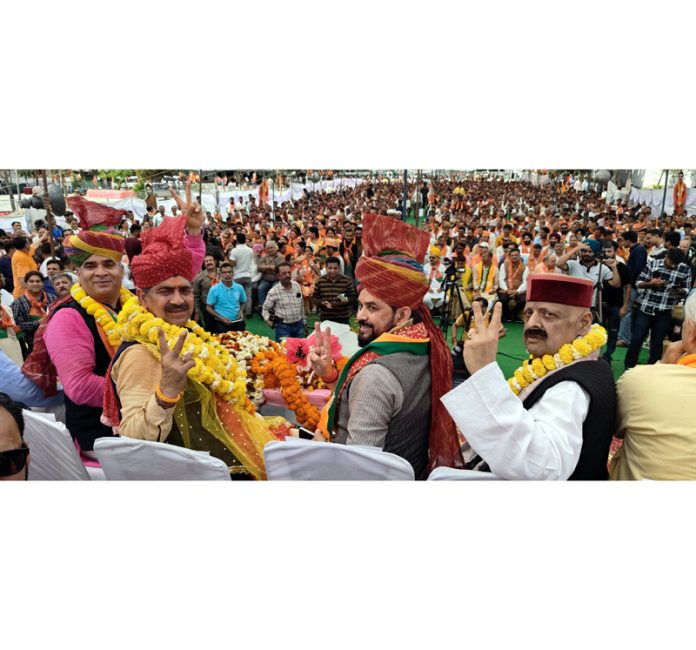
524;328;547;339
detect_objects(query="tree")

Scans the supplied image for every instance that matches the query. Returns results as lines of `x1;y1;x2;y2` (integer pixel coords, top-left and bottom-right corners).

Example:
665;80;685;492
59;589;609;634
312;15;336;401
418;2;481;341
1;170;17;210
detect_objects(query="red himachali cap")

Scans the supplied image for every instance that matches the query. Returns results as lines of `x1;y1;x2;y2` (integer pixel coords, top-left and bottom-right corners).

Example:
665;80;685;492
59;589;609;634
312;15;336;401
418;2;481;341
526;274;594;308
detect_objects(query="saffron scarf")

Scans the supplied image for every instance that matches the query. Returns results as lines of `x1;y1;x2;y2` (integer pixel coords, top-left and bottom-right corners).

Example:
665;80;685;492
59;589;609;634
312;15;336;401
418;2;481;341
677;354;696;368
504;260;524;291
473;262;495;293
0;307;20;339
318;322;429;440
24;290;48;319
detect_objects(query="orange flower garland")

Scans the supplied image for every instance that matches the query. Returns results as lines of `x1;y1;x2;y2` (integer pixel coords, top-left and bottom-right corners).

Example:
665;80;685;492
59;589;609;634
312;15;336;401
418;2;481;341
251;350;320;430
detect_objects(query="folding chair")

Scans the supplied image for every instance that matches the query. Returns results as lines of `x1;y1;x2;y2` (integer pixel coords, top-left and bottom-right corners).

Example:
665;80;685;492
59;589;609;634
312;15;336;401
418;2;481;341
264;438;415;480
427;466;501;480
22;410;104;480
93;436;231;480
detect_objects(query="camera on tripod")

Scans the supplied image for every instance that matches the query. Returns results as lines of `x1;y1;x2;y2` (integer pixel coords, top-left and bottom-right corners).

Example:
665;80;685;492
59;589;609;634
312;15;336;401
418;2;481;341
441;258;459;285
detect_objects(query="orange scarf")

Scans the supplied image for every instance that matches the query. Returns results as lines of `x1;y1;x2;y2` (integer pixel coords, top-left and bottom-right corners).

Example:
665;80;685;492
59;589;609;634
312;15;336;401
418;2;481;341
504;260;524;291
24;290;48;318
677;354;696;368
0;308;20;333
473;262;495;293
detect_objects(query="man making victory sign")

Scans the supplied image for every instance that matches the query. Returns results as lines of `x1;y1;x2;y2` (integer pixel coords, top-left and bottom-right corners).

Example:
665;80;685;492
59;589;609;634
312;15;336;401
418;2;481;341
442;274;616;480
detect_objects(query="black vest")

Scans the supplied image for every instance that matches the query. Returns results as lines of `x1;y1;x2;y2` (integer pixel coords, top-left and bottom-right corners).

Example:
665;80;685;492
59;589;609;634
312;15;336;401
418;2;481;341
522;360;616;480
53;300;115;452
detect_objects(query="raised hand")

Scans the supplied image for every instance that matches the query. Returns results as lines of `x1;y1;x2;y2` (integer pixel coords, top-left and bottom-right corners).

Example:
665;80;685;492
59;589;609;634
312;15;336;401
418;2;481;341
158;328;195;399
170;179;204;236
308;322;333;379
463;301;503;375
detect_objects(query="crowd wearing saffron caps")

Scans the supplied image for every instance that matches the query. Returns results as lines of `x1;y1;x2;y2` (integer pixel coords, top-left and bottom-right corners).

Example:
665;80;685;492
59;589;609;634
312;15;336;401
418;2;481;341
1;170;696;481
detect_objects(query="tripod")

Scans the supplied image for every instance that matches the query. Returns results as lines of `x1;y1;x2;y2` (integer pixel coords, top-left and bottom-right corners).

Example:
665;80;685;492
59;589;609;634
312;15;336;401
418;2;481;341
439;268;470;336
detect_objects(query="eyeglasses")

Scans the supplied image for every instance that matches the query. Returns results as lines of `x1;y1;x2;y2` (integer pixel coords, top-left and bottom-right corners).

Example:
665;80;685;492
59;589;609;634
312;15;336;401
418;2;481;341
0;443;29;478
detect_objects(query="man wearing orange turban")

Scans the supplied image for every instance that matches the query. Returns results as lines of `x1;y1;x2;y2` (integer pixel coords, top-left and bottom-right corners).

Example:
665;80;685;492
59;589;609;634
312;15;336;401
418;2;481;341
310;213;464;479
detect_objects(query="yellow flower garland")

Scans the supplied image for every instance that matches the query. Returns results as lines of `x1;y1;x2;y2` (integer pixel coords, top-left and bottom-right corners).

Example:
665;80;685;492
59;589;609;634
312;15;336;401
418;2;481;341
115;296;249;408
70;283;134;349
508;324;608;396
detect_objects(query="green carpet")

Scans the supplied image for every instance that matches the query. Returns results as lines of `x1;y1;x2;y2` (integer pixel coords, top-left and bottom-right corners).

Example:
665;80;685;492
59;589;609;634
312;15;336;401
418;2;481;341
244;313;645;382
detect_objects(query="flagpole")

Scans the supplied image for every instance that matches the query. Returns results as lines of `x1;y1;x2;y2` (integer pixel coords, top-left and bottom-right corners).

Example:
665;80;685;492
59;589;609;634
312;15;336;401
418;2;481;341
41;169;56;258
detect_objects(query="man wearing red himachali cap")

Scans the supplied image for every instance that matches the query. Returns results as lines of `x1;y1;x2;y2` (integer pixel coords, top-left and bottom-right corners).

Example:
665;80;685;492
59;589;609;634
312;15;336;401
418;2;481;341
441;274;617;480
308;214;464;479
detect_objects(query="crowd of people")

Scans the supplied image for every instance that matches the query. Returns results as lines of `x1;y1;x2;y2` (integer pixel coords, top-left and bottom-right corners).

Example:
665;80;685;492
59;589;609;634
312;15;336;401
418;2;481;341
1;171;695;481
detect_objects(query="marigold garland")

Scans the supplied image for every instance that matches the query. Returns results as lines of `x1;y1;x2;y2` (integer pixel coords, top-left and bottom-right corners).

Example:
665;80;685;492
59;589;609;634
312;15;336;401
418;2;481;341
70;283;133;349
508;324;607;395
251;349;320;430
114;295;254;413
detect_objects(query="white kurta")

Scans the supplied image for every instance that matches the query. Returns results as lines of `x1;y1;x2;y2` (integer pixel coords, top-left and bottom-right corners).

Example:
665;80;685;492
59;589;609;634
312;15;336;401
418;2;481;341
441;362;590;480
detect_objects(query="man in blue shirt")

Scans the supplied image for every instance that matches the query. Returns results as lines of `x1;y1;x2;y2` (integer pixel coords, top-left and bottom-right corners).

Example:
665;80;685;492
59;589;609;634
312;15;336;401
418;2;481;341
206;261;247;333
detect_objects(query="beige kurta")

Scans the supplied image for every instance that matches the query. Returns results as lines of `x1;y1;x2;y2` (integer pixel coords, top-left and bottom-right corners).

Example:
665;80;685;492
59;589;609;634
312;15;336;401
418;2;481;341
111;343;175;442
610;364;696;480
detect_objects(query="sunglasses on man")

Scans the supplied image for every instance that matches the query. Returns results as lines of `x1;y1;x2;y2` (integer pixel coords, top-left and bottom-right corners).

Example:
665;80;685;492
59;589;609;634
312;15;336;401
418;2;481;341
0;443;29;478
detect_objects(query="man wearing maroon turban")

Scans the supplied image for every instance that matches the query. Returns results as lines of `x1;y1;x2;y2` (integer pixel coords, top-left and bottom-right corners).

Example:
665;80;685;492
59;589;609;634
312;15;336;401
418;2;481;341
103;188;276;477
441;274;616;480
22;183;205;455
310;213;464;479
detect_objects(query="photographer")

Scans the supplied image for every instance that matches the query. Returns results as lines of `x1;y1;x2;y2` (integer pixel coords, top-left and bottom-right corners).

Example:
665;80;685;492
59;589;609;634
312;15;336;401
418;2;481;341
624;248;692;369
313;257;356;324
556;241;621;309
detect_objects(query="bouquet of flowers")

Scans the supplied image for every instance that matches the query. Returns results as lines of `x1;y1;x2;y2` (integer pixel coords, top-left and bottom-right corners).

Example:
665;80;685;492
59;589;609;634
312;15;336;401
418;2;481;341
216;331;281;405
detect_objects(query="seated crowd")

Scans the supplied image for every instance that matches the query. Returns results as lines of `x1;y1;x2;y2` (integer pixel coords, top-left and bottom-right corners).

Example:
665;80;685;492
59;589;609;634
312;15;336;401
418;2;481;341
1;173;695;481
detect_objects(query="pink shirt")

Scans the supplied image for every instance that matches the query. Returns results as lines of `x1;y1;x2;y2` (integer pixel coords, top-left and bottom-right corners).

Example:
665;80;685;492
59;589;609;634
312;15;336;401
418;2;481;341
44;233;205;408
45;308;105;407
183;232;205;277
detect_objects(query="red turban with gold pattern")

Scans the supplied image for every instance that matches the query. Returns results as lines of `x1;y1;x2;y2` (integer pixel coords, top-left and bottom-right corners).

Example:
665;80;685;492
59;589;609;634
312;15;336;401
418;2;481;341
355;213;464;474
354;213;430;308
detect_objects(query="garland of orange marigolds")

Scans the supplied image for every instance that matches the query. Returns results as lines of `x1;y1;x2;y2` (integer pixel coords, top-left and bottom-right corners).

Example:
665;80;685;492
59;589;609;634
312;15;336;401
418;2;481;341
252;349;320;430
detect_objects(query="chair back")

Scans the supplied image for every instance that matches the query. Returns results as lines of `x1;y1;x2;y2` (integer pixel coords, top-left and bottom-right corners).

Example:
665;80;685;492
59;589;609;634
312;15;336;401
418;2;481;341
93;436;231;480
22;410;90;480
264;438;415;480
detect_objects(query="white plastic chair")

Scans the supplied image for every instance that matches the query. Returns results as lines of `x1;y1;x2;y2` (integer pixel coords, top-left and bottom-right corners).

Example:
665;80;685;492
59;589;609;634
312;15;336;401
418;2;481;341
93;436;231;480
264;438;415;480
427;466;501;481
22;410;105;480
